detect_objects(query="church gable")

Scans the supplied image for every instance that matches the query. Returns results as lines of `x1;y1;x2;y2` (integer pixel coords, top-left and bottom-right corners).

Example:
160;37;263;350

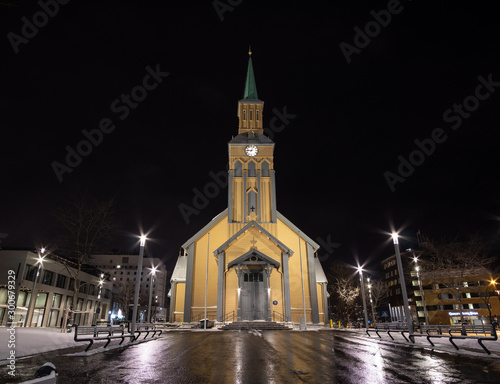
222;227;285;267
227;249;280;269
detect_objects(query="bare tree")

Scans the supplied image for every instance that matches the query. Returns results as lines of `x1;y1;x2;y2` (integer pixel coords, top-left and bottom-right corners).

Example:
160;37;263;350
325;261;362;326
335;277;360;325
478;275;500;323
113;282;136;319
53;193;119;324
419;234;495;325
366;278;388;323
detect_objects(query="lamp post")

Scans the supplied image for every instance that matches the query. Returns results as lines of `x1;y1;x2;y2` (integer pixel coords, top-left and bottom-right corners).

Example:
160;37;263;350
391;233;413;336
488;279;497;323
413;255;429;325
25;248;45;327
367;277;377;326
93;274;104;325
147;266;157;323
131;235;146;335
357;266;369;329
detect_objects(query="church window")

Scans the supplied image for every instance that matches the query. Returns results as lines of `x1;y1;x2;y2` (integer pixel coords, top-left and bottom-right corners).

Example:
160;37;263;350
248;190;257;215
243;110;246;120
261;161;269;177
234;161;242;177
250;110;253;120
248;161;256;177
256;110;259;120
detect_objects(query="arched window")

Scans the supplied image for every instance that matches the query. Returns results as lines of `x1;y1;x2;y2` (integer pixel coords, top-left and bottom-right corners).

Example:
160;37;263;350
250;110;253;120
243;110;246;120
261;161;269;177
234;161;242;177
256;110;259;121
248;161;256;177
248;190;257;215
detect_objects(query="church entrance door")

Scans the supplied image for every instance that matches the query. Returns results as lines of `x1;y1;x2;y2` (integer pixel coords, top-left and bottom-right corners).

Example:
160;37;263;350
241;271;266;321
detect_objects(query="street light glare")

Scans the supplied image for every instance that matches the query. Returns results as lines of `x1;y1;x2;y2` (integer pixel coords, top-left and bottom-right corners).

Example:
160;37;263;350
140;235;147;246
391;233;399;244
40;247;45;254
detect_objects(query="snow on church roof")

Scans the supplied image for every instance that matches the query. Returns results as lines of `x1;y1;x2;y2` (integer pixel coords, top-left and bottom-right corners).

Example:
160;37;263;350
315;258;328;283
170;255;187;283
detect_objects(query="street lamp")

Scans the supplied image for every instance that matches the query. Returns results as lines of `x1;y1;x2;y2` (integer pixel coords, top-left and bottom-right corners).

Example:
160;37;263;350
131;235;147;335
391;233;413;336
93;274;104;325
25;248;45;327
147;266;157;323
366;277;376;325
413;255;429;325
357;266;369;330
488;279;497;323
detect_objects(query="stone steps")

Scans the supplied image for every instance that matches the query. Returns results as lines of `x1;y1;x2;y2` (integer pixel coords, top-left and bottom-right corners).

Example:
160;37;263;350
220;321;291;331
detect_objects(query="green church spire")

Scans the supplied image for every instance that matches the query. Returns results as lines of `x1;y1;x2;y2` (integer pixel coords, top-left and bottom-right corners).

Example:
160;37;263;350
243;47;258;99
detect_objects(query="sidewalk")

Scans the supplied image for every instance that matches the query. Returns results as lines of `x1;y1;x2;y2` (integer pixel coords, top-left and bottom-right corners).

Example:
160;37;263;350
0;327;80;364
326;327;500;358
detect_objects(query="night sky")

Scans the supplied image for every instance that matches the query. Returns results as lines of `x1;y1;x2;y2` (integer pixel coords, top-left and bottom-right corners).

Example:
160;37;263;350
1;1;499;276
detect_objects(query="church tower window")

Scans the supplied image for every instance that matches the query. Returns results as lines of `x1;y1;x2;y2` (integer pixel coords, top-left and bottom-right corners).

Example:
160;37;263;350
248;161;256;177
243;110;246;120
234;161;242;177
249;110;253;120
256;110;259;120
247;190;257;215
261;161;269;177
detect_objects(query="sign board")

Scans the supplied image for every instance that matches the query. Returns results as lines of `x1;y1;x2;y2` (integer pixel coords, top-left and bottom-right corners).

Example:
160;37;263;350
381;311;388;317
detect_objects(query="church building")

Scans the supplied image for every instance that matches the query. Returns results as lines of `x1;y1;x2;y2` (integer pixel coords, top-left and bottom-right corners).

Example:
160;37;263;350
169;52;328;325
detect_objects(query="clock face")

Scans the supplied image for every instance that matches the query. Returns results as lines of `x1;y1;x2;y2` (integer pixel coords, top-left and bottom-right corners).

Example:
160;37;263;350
245;145;258;157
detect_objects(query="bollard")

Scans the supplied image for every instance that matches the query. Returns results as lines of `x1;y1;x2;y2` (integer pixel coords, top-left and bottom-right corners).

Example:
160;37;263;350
461;323;467;336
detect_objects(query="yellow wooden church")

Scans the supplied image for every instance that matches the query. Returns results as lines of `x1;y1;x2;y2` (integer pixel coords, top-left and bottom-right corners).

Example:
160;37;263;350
169;52;329;325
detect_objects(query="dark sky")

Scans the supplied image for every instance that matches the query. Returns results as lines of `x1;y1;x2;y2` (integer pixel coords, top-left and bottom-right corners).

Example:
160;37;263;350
1;0;499;275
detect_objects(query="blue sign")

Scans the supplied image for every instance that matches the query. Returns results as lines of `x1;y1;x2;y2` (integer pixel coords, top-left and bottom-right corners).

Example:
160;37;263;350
381;311;389;317
273;300;278;305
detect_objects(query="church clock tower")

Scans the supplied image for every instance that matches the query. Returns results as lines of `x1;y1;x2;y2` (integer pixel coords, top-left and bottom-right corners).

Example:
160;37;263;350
228;50;277;223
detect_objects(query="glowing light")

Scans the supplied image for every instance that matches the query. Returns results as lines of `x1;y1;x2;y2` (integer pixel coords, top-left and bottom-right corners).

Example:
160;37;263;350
391;233;399;244
140;235;147;246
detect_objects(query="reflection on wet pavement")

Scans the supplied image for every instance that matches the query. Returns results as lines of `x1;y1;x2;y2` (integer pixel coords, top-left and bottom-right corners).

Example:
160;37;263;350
2;331;500;383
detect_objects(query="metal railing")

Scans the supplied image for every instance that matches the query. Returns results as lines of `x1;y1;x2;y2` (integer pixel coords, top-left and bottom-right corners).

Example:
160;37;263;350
222;311;235;323
272;311;284;322
192;310;217;323
367;322;498;354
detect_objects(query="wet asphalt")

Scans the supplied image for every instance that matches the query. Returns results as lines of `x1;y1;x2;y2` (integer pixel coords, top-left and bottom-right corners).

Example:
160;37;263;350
2;330;500;383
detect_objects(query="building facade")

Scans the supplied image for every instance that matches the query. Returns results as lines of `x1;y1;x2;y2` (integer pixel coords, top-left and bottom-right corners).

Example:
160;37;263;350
89;254;168;322
170;53;329;324
0;249;112;327
381;251;500;325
